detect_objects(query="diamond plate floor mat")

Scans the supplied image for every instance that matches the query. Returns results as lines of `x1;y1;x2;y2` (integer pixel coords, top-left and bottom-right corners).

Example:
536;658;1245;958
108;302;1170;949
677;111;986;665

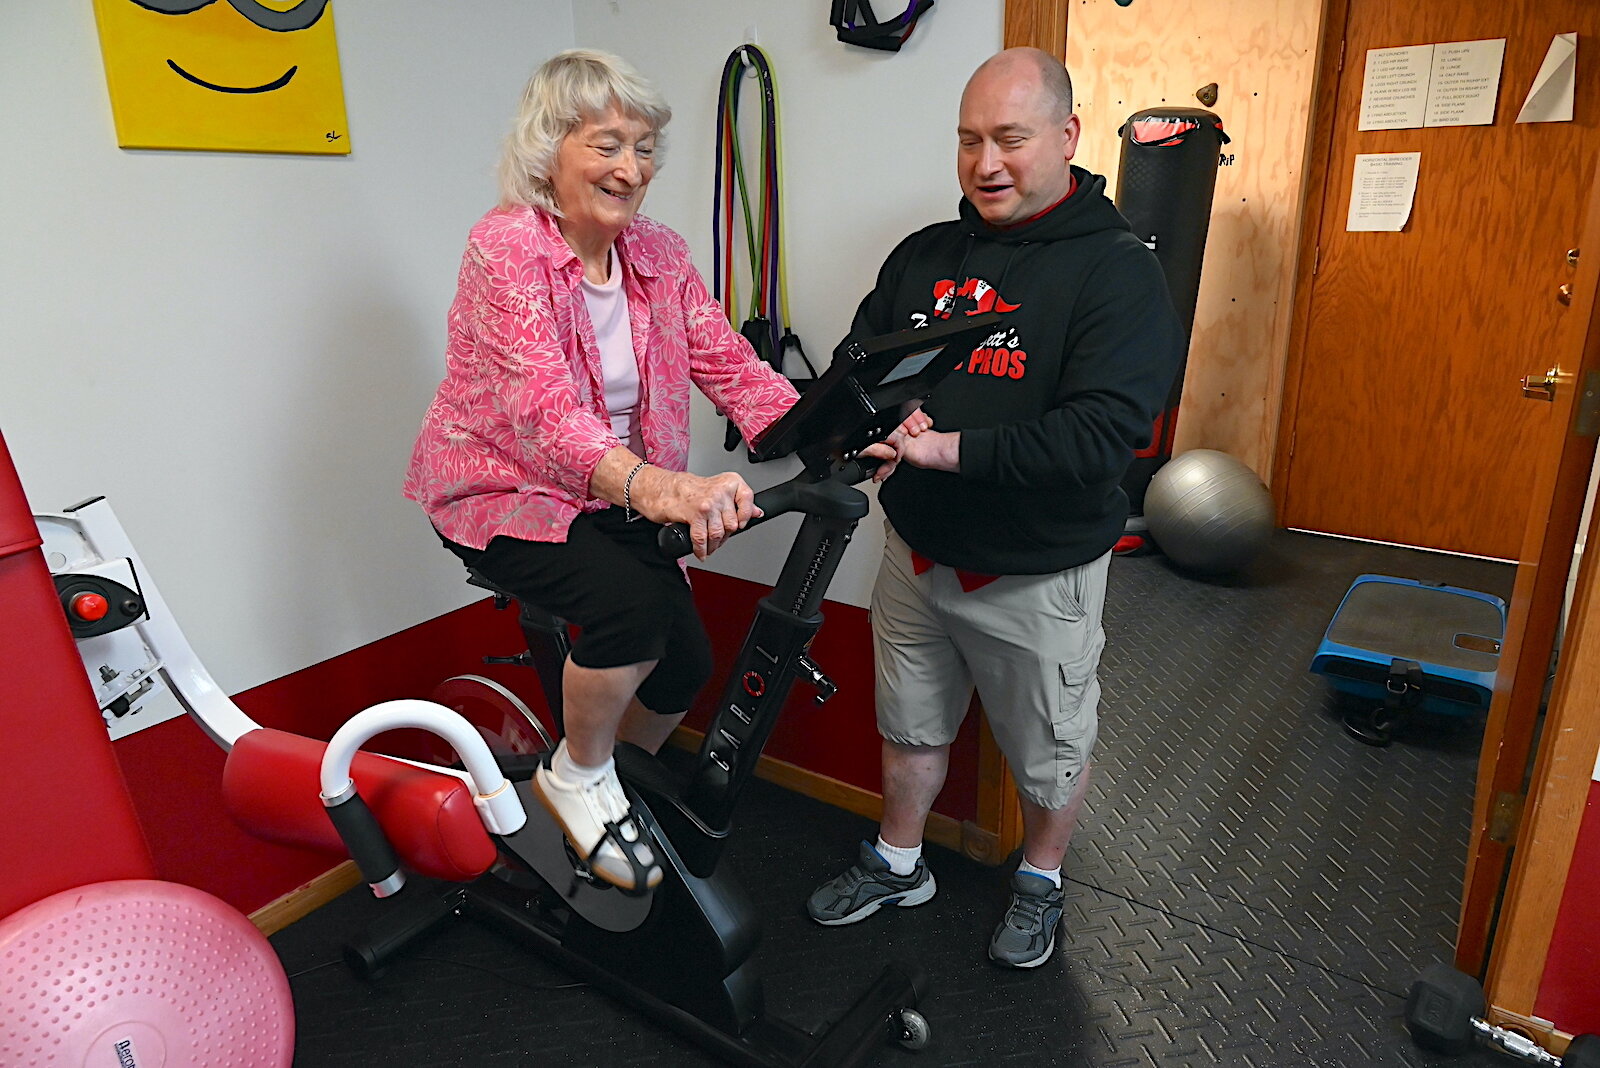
1080;531;1511;1001
271;531;1513;1066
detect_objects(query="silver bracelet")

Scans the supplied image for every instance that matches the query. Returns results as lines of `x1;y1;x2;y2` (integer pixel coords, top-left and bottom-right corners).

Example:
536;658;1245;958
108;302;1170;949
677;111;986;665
623;460;650;522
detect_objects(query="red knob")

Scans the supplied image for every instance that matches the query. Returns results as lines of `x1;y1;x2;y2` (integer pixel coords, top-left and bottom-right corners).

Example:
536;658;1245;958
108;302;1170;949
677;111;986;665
70;592;110;621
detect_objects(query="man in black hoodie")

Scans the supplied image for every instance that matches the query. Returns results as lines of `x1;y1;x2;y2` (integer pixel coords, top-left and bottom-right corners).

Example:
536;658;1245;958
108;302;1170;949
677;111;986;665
806;47;1183;968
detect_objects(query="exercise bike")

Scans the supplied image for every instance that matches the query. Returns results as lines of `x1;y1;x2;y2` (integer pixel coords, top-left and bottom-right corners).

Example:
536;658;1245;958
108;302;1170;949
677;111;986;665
41;311;999;1067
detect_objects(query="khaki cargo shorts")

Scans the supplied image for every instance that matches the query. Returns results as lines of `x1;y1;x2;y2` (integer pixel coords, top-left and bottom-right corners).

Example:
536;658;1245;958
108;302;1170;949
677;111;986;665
872;522;1109;809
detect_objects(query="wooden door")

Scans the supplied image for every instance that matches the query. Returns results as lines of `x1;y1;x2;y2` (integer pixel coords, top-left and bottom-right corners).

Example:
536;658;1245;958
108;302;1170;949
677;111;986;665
1280;0;1600;558
1455;163;1600;977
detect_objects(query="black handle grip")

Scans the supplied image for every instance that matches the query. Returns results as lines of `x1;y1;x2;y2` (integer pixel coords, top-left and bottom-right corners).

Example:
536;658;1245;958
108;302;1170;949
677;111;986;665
657;481;796;560
342;885;464;979
655;459;881;561
325;792;401;890
657;522;694;559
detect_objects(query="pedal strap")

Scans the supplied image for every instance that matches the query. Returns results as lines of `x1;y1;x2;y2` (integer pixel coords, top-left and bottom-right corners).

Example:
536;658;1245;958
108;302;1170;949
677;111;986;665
584;814;655;898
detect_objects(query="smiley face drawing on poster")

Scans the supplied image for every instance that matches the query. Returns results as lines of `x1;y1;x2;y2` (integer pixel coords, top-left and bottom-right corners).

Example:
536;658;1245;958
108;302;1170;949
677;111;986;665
92;0;351;154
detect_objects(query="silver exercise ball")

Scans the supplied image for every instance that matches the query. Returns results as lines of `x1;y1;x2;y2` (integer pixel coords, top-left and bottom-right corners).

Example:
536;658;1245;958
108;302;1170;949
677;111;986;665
1144;449;1274;573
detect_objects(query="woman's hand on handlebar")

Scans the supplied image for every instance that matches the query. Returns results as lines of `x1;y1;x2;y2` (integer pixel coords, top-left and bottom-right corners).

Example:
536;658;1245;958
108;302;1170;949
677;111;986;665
863;407;934;483
635;467;761;560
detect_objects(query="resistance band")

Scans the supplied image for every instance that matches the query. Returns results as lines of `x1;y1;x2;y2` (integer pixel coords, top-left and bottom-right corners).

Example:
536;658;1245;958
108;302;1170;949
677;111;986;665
712;45;817;455
829;0;934;52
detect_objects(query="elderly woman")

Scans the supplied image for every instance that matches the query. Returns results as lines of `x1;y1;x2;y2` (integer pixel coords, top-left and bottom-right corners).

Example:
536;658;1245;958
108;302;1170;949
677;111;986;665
404;50;799;894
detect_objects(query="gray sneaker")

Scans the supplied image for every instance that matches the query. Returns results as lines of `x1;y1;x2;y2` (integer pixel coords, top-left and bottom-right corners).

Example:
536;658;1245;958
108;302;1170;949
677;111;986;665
988;872;1065;968
806;841;937;925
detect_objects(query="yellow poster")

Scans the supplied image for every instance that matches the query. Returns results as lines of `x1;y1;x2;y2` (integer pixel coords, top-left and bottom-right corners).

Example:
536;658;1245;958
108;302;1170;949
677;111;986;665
92;0;351;155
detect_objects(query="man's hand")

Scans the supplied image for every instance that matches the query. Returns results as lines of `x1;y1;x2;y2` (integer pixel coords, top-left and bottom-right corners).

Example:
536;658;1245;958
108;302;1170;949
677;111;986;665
863;407;959;481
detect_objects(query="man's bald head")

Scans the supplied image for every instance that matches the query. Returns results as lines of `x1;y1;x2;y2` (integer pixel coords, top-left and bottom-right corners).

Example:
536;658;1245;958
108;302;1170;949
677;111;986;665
965;47;1075;123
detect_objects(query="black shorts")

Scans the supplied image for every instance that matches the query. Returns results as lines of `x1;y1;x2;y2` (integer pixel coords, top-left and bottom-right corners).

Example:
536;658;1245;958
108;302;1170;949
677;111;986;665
440;508;713;715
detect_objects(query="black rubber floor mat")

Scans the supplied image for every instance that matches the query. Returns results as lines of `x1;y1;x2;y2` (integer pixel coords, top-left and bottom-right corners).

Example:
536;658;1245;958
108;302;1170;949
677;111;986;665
271;531;1513;1066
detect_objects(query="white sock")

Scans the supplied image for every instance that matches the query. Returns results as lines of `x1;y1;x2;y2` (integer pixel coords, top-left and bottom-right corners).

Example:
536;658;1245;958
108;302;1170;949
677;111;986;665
875;836;922;877
550;740;613;788
1019;857;1061;888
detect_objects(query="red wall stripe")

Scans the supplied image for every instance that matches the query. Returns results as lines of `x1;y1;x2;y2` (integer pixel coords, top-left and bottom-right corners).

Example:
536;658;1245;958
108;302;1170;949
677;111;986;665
684;568;981;823
1534;780;1600;1036
105;568;981;915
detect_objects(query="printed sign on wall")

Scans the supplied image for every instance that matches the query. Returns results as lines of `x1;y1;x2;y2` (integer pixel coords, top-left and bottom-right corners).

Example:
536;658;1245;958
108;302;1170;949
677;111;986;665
92;0;351;155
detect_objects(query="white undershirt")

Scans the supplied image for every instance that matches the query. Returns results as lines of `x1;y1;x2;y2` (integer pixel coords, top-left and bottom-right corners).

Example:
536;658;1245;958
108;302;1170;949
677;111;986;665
579;247;644;457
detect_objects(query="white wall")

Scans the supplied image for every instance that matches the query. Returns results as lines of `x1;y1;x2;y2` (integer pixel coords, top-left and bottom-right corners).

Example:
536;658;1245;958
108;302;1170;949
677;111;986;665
573;0;1004;605
1;0;1001;699
2;3;575;694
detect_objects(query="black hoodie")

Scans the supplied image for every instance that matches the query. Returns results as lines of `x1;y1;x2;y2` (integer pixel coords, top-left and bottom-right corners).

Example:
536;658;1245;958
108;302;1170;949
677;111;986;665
847;166;1184;574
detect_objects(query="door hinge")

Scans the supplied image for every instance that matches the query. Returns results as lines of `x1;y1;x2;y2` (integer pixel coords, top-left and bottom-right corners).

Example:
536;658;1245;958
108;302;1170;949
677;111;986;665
1312;245;1320;276
1575;370;1600;437
1288;428;1297;457
1488;791;1525;844
1338;39;1345;72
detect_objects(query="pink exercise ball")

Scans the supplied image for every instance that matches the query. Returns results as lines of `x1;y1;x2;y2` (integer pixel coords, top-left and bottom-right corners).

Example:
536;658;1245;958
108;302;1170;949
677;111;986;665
0;879;294;1067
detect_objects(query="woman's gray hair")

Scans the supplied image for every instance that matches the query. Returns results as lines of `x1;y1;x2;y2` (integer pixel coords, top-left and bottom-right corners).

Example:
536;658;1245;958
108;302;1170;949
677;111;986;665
498;49;672;213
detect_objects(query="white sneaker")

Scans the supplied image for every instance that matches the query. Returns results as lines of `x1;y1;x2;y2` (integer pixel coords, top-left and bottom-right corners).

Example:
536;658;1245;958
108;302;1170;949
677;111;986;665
532;762;662;894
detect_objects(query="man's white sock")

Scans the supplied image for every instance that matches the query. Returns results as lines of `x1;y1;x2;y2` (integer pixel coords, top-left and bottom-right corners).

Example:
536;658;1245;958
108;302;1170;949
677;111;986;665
875;836;922;877
551;739;613;788
1019;857;1061;888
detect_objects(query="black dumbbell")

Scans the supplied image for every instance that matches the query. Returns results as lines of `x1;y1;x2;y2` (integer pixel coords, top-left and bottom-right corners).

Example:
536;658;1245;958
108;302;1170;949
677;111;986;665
1406;963;1599;1067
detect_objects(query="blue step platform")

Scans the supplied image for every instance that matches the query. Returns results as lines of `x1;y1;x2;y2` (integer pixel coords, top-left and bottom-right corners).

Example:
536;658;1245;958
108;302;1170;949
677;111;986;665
1310;574;1506;744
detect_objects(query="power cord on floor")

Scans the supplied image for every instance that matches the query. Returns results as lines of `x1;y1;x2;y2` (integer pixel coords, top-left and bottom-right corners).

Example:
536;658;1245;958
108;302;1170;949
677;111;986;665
285;959;345;982
412;955;588;993
1063;874;1408;1001
284;954;587;993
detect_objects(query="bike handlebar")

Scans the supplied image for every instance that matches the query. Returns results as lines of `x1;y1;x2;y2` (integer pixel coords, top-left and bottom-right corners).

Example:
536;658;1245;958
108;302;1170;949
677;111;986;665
656;458;878;560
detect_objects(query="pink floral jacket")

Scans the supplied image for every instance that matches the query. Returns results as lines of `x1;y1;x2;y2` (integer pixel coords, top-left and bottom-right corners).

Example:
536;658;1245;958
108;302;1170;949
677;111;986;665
404;207;799;549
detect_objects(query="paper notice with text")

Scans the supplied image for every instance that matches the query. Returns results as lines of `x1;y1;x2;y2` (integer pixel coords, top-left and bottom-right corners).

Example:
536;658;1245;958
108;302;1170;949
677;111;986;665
1359;45;1433;130
1424;39;1505;127
1347;153;1422;232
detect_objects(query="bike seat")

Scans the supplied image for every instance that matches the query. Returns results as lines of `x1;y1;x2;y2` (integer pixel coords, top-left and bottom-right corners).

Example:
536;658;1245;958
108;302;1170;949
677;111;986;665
463;567;567;633
463;566;510;598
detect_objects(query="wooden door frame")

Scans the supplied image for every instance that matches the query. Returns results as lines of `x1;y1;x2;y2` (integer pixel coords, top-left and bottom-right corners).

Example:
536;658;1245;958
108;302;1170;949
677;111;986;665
1459;306;1599;976
1005;0;1069;60
1476;168;1600;1034
1275;0;1600;1002
1485;477;1600;1047
1271;0;1349;504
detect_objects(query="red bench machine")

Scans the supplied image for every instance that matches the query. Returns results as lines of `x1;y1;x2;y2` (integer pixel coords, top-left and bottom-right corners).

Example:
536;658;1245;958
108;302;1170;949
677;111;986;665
0;430;294;1068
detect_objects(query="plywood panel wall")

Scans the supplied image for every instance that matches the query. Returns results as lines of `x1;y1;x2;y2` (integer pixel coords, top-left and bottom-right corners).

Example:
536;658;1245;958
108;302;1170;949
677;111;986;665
1065;0;1325;479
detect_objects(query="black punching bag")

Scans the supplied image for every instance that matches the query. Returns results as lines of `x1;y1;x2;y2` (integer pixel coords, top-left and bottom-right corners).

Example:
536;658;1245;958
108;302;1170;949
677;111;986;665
1114;108;1229;550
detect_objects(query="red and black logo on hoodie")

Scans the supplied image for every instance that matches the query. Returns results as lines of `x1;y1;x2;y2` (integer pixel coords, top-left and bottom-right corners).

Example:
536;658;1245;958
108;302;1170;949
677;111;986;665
930;277;1028;380
931;276;1020;319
